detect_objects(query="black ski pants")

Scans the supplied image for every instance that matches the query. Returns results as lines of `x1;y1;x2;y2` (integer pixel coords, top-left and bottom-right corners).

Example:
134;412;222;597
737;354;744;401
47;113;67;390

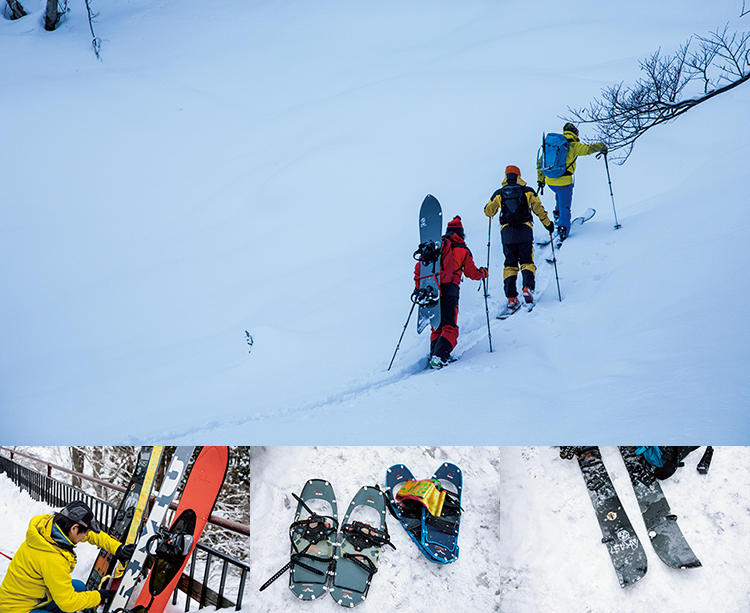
430;283;460;361
502;241;535;298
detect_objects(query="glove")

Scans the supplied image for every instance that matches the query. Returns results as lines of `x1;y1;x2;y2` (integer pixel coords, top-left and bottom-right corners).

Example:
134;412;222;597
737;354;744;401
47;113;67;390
98;589;116;607
545;222;555;235
596;143;608;154
115;543;135;563
479;267;488;279
537;181;545;195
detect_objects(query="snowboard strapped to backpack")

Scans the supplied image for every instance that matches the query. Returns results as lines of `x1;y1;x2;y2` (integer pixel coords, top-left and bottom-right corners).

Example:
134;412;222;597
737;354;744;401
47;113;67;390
538;132;571;179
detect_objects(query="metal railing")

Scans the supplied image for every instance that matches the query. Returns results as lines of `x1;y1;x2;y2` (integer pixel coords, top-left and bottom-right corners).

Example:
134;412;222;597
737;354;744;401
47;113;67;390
0;447;249;535
0;455;118;527
0;453;249;611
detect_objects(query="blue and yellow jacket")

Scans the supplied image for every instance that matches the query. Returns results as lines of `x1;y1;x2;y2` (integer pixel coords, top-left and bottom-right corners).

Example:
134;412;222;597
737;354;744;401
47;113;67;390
537;130;604;186
0;515;120;613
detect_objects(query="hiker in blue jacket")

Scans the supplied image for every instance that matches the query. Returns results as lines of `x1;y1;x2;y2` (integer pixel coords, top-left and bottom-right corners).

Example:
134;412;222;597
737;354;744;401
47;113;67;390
537;123;606;242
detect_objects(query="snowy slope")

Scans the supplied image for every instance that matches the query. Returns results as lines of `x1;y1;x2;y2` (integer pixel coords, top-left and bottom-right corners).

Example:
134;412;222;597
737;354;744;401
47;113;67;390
251;446;750;612
1;0;749;443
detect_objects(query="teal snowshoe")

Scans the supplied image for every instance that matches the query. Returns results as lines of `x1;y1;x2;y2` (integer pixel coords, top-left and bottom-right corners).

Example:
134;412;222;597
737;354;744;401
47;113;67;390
330;486;394;607
259;479;338;600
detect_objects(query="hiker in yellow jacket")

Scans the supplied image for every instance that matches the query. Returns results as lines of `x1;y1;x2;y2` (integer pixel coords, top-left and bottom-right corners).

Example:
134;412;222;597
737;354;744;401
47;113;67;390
484;165;554;312
537;122;606;242
0;501;134;613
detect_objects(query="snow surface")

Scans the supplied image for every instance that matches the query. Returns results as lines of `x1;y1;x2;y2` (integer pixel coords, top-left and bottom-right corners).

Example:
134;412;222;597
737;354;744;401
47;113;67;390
251;446;750;612
1;3;749;442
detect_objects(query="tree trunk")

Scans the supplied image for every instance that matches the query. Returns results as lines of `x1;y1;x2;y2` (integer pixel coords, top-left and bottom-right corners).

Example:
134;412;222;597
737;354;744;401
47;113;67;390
92;446;104;498
71;447;85;489
44;0;57;30
6;0;26;19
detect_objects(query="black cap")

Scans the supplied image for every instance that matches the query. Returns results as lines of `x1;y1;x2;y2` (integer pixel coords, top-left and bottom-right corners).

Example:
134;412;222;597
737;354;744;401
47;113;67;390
563;122;579;136
58;500;101;533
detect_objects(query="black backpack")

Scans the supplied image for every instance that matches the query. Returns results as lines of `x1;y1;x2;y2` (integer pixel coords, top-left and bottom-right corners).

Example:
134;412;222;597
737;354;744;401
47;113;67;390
498;184;532;226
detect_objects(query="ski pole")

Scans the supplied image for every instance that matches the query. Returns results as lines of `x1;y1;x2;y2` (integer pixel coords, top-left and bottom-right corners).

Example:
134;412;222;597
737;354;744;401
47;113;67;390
549;233;562;302
387;300;417;371
478;217;494;294
0;550;12;560
603;152;622;229
482;278;493;352
486;216;492;271
483;217;493;352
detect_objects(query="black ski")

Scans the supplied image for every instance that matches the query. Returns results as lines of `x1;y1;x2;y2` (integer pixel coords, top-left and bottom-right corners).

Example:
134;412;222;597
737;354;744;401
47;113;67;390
85;447;160;592
496;301;522;320
697;446;714;474
573;447;647;588
618;447;701;570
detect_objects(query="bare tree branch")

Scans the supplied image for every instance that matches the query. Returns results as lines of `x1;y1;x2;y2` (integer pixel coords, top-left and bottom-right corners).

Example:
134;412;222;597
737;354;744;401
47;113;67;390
567;20;750;163
84;0;103;60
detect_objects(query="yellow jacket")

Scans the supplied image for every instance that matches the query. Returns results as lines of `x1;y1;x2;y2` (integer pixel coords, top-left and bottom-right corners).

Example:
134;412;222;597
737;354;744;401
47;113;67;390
0;515;120;613
484;178;552;230
537;130;604;186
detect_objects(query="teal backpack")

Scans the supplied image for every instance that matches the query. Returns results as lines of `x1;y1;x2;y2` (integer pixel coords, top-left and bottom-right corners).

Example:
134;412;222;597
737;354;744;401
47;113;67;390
538;132;570;179
635;446;664;467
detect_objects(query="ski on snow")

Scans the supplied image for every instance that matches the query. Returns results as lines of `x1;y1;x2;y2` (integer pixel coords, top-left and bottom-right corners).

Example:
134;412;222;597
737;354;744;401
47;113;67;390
537;207;596;247
496;302;523;320
572;446;648;588
619;446;701;569
541;207;596;262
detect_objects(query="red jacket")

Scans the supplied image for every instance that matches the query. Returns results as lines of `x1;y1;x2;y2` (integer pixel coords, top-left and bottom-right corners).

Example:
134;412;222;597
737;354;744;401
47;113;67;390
414;234;484;288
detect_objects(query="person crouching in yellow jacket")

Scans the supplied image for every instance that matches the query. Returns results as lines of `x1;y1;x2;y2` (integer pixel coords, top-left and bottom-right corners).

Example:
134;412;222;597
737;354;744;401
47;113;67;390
0;501;134;613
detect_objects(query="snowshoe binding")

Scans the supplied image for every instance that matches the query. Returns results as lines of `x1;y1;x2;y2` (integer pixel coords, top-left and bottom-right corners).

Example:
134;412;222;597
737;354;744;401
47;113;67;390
420;463;462;564
385;464;437;562
385;463;462;564
144;511;196;598
330;486;394;607
259;479;338;600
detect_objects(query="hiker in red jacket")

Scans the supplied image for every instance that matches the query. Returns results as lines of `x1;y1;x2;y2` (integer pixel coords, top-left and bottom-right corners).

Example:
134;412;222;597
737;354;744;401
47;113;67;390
414;216;487;369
